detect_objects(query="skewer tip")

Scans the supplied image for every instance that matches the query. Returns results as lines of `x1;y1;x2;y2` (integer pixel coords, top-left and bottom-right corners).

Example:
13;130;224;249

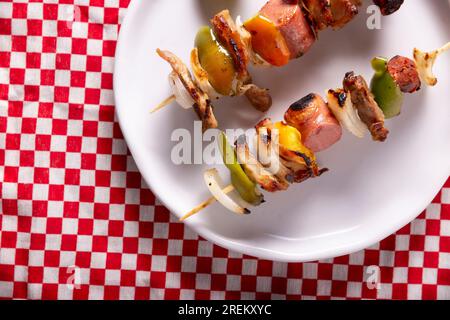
150;94;176;114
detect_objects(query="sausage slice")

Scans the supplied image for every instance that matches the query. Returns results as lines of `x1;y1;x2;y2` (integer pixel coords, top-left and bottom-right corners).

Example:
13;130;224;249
284;93;343;152
260;0;316;59
387;55;421;93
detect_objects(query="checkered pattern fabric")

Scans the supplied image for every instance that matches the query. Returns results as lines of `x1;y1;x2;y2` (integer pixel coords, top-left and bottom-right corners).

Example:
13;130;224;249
0;0;449;300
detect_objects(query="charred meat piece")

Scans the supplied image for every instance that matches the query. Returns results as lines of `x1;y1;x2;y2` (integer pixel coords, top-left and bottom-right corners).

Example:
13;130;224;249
244;85;273;112
373;0;404;15
157;49;218;131
278;145;327;179
343;72;389;142
211;10;250;83
302;0;334;31
329;0;361;29
235;135;289;192
284;93;342;152
260;0;316;59
387;55;421;93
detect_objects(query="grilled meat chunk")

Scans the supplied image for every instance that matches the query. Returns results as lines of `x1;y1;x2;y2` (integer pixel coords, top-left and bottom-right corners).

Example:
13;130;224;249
387;55;421;93
260;0;316;59
343;71;389;142
157;49;218;131
373;0;404;15
302;0;334;31
329;0;361;29
244;85;273;112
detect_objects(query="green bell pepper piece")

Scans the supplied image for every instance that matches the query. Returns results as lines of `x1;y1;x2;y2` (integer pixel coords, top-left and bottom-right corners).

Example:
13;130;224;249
194;26;236;96
218;132;264;206
370;56;404;119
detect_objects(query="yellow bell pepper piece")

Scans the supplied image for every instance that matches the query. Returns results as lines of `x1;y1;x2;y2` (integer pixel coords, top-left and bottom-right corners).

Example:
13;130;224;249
274;122;316;161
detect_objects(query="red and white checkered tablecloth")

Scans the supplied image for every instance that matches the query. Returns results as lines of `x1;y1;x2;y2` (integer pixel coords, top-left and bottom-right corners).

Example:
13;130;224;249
0;0;449;300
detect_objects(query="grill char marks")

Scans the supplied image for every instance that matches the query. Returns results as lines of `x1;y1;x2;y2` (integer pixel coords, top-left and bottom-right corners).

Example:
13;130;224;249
211;10;250;82
235;135;289;192
343;71;389;142
285;93;342;152
289;93;316;111
157;49;218;131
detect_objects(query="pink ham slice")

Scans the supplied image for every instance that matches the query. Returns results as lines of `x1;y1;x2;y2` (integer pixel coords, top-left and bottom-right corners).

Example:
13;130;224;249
260;0;316;59
284;93;343;152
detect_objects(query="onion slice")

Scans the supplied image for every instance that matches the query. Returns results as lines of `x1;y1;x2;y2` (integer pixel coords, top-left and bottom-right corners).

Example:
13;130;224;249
327;89;366;138
204;168;250;215
413;42;450;87
255;128;295;185
168;71;195;110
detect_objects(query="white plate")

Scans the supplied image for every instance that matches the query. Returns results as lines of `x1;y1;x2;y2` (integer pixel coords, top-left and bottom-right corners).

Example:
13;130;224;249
114;0;450;262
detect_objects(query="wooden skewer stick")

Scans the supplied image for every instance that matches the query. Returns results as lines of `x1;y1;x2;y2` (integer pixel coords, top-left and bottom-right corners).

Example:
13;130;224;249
151;94;176;113
180;184;235;221
438;42;450;53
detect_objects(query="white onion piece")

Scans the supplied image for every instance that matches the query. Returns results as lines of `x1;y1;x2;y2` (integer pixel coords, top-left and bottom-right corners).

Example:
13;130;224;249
255;128;282;175
168;72;195;110
327;89;366;138
236;16;271;68
413;42;450;87
204;169;250;215
190;48;222;99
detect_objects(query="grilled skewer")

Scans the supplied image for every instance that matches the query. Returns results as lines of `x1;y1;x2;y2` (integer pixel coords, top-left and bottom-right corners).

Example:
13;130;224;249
155;0;406;130
180;43;449;220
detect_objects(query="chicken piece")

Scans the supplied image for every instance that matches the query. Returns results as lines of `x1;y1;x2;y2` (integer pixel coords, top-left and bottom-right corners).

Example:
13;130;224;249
255;118;326;180
343;71;389;142
211;10;250;83
235;135;289;192
157;49;218;131
255;123;296;185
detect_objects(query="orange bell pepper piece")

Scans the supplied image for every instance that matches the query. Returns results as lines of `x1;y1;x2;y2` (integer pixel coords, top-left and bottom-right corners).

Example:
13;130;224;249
244;15;291;67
